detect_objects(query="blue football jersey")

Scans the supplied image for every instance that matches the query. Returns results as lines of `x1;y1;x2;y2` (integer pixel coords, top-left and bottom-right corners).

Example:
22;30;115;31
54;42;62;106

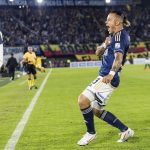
99;29;130;87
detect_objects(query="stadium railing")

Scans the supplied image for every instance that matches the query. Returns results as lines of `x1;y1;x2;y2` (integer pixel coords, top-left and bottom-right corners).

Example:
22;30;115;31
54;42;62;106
70;58;146;68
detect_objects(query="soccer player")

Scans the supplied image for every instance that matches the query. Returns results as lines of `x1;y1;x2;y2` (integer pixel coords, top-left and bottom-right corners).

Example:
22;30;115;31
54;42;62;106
36;56;45;72
144;51;150;70
23;46;37;90
77;10;134;146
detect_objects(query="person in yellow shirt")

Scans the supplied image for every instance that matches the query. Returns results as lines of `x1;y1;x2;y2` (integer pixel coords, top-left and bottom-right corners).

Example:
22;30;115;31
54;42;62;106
36;56;45;72
23;46;37;90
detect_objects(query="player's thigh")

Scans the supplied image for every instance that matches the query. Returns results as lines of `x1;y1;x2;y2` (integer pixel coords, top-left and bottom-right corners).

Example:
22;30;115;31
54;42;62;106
27;64;32;74
80;84;103;112
31;65;36;75
78;93;91;109
79;79;98;108
86;76;115;106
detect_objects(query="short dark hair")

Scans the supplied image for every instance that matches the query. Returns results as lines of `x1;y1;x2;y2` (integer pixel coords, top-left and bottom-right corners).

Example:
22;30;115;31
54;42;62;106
110;10;124;18
28;46;33;50
110;10;131;27
11;53;14;56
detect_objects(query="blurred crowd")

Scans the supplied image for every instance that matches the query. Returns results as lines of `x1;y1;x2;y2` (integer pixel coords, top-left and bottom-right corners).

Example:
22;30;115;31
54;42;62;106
0;5;149;46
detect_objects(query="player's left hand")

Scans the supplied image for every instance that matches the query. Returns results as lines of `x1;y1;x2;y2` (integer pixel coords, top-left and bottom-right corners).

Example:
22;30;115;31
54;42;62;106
102;74;114;84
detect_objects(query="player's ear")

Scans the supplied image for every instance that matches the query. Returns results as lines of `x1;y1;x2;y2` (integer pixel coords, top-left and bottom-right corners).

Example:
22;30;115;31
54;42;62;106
115;20;120;26
115;17;122;26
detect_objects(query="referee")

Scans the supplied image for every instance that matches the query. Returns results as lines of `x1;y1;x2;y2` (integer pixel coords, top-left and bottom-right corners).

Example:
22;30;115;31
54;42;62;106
23;46;37;90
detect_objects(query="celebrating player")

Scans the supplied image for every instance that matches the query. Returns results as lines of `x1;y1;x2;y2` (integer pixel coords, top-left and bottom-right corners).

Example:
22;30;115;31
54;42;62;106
23;46;37;90
77;10;134;146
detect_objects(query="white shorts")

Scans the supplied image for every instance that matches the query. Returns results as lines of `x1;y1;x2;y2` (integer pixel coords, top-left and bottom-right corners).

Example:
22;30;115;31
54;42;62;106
145;59;150;64
82;76;115;110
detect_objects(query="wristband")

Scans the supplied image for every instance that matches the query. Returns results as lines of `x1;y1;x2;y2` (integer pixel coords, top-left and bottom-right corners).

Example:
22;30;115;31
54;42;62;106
102;43;107;49
109;71;115;76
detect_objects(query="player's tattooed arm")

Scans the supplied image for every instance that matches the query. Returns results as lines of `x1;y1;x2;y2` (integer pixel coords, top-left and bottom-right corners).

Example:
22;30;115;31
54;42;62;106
95;45;105;56
95;37;111;56
102;52;123;84
111;52;123;72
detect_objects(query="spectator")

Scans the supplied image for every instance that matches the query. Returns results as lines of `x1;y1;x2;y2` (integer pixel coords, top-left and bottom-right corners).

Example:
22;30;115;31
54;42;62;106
0;6;149;46
6;53;18;80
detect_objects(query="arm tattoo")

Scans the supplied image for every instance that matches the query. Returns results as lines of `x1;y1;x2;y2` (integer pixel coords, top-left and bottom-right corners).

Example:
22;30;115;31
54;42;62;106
95;44;106;56
111;52;123;72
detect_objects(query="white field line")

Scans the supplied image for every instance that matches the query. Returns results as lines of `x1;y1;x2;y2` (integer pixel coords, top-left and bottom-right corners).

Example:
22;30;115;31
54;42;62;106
4;69;52;150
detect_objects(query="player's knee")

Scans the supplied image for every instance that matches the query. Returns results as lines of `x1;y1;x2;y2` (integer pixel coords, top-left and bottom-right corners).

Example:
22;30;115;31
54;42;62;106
78;94;90;109
93;108;104;118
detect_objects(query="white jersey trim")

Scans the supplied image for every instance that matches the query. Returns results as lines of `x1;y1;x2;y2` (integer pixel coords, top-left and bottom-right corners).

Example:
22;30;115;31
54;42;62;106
115;31;121;42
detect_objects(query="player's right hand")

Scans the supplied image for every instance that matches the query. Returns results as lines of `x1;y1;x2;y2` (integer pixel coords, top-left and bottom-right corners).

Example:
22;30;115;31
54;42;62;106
96;46;101;51
104;37;111;46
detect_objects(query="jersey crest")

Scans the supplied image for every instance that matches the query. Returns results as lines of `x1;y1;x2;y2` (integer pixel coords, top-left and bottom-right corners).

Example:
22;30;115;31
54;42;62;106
115;43;120;49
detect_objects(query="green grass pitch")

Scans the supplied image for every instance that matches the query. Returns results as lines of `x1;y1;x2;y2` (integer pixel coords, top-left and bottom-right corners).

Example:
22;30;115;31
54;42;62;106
0;65;150;150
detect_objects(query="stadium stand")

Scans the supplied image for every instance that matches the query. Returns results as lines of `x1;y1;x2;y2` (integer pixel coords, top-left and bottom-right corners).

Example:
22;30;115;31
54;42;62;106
0;5;150;46
0;1;149;67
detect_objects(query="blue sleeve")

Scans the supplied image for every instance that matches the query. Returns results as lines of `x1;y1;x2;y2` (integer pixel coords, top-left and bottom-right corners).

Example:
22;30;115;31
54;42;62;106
113;31;126;54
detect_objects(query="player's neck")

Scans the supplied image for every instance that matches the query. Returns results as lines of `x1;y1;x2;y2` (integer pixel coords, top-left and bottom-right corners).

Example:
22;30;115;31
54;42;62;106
114;26;124;34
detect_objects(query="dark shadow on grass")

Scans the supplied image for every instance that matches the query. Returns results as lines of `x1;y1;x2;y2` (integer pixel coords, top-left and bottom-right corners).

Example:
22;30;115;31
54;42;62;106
0;77;10;87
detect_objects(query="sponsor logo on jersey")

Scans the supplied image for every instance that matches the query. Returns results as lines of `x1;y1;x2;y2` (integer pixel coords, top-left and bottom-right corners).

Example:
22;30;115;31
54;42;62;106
115;43;120;49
